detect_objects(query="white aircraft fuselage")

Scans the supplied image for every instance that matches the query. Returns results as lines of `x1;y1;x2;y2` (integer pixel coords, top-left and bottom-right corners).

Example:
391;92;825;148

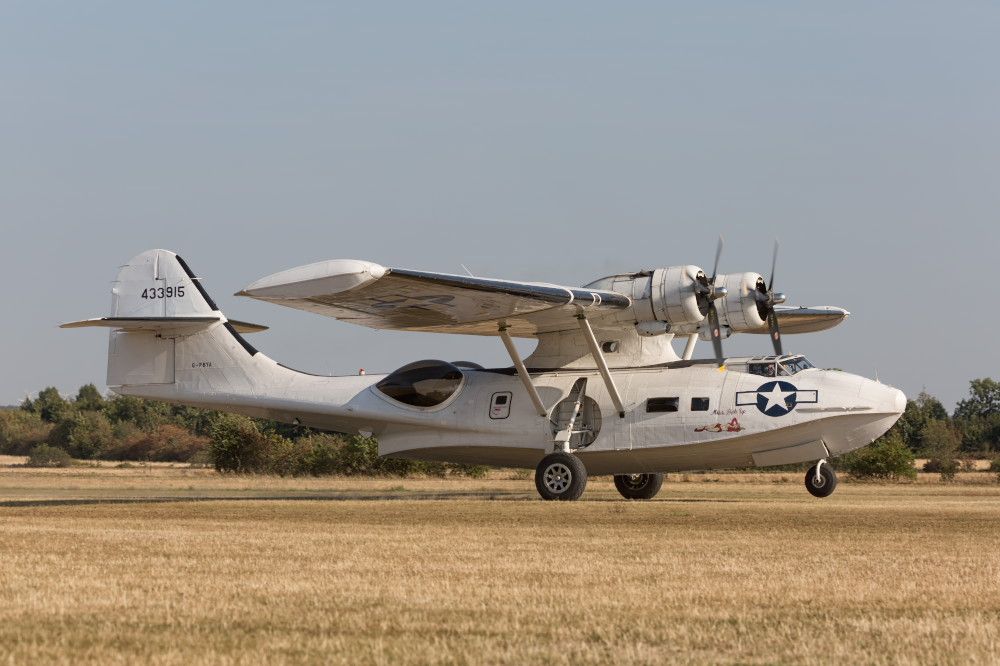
119;342;903;475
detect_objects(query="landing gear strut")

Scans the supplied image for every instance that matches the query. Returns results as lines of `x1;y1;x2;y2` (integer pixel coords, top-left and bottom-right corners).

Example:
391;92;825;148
613;473;664;500
535;452;588;501
805;459;838;498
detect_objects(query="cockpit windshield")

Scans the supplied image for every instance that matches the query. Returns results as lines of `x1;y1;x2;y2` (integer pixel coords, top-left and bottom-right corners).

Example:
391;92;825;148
748;356;814;377
779;357;814;375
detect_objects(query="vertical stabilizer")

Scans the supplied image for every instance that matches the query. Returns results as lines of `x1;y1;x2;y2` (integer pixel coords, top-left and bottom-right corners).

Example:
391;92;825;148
69;249;264;392
111;249;220;318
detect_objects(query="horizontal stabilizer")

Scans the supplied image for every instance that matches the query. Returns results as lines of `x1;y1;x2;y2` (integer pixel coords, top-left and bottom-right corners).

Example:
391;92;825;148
60;316;268;334
226;319;269;334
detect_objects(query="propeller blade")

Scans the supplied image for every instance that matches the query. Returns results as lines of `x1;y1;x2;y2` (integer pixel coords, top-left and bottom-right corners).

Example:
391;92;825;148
711;235;724;281
768;239;779;292
767;310;783;356
707;304;725;367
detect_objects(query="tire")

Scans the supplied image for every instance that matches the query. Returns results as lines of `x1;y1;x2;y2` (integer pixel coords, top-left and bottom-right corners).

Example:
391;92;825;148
535;452;588;501
805;464;838;498
613;473;664;500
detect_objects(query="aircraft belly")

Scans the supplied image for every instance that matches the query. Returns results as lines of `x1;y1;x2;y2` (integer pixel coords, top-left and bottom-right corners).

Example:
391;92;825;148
578;413;894;475
377;423;549;458
388;446;547;469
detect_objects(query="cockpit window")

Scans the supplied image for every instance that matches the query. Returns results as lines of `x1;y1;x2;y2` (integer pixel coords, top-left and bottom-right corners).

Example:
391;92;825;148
779;357;815;375
375;360;464;408
749;362;777;377
747;356;814;377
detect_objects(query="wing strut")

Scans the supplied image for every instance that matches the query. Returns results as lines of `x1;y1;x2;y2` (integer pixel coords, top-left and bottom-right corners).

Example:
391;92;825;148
682;333;698;361
498;324;548;417
577;315;626;418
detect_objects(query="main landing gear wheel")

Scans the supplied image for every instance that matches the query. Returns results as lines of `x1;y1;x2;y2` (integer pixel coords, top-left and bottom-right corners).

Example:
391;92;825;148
805;462;838;498
535;452;588;501
613;473;664;500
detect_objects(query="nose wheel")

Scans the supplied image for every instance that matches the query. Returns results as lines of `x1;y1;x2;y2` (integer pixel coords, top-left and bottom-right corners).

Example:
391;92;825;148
535;452;588;501
805;460;838;498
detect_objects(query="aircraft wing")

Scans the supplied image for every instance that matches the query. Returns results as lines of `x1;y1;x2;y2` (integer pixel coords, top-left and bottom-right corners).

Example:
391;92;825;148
237;260;632;337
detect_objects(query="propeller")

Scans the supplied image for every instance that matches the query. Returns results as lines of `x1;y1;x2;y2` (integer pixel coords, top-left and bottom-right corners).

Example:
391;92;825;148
753;240;787;355
694;236;728;367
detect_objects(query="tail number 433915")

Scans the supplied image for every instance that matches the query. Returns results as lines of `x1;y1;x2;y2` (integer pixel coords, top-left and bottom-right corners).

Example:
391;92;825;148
141;285;186;299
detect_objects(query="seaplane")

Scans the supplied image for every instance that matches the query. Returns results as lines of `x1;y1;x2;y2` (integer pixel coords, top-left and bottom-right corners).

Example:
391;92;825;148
63;242;905;500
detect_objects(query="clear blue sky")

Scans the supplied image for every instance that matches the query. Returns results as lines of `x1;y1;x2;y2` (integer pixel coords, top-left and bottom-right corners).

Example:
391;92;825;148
1;2;997;410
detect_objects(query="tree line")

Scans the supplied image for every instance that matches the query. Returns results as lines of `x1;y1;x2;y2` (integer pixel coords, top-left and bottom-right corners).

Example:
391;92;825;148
1;378;998;478
0;385;485;477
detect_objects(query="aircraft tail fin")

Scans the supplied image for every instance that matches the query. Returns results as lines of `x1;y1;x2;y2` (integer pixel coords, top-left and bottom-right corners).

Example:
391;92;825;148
109;249;222;319
62;249;268;390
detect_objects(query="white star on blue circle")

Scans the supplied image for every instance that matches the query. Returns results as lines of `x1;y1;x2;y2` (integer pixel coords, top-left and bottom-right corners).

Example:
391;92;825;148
755;381;798;417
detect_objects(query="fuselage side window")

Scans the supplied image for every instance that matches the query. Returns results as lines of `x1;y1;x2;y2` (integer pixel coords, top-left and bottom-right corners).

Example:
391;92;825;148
691;397;710;411
647;397;679;413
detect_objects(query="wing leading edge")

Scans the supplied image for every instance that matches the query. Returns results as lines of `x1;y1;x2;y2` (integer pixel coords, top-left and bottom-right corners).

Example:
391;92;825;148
237;260;632;337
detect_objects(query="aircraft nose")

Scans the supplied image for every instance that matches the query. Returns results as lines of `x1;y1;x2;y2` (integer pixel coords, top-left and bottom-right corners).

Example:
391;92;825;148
858;380;906;415
825;382;907;456
890;387;906;415
873;384;906;415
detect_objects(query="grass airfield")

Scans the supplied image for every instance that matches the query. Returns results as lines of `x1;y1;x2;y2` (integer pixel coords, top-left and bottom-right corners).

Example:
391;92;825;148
1;461;999;665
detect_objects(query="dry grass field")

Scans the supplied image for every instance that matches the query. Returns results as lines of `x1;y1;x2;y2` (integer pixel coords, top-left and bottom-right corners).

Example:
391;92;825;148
1;461;999;665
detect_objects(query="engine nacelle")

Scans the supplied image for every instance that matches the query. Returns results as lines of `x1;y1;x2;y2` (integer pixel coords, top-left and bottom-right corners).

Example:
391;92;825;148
649;265;706;326
584;265;718;331
584;267;773;338
715;272;767;332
